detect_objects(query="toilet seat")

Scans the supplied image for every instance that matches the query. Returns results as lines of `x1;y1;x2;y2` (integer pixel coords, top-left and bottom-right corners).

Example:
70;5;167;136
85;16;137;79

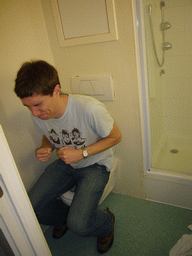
60;158;118;206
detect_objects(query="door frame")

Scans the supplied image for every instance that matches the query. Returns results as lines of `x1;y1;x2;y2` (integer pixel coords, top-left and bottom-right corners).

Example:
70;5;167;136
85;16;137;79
0;124;52;255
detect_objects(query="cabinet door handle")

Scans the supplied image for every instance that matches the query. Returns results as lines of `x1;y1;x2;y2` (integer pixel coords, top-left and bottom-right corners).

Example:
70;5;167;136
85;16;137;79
0;187;3;198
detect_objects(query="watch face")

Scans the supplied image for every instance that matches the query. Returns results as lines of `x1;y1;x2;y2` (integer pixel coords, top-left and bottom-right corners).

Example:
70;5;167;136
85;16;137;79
83;149;88;158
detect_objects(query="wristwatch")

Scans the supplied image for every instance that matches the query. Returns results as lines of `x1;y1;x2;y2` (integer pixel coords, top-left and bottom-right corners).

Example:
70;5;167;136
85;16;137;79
82;148;88;158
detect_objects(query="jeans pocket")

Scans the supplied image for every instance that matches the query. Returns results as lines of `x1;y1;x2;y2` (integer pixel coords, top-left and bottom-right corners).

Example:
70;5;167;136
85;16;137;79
95;164;111;178
95;163;105;171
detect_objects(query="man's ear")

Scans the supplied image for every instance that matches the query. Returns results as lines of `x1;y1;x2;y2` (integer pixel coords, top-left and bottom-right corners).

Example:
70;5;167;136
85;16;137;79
54;84;61;96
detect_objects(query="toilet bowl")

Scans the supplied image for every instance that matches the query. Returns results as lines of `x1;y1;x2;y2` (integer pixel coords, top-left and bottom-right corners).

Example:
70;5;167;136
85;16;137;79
60;157;119;206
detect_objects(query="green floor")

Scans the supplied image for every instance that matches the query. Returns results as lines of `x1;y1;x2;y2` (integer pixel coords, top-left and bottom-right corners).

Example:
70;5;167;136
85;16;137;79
44;193;192;256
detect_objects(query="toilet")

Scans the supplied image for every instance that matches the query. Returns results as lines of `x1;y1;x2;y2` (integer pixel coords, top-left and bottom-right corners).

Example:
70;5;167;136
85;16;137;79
60;147;119;206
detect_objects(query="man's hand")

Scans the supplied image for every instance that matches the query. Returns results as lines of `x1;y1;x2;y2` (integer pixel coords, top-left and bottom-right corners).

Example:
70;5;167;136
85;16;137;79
57;147;83;164
36;147;52;163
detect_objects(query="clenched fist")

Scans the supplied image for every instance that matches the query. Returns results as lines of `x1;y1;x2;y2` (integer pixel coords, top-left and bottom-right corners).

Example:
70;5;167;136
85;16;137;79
36;147;52;163
57;146;83;164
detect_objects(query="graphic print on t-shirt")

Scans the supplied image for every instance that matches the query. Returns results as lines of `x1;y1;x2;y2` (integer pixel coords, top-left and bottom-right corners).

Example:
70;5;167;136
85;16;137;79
48;128;86;150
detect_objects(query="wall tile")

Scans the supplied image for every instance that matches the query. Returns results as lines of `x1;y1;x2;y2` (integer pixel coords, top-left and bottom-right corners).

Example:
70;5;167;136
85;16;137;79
184;4;192;30
163;116;183;135
184;0;192;5
164;6;185;32
182;117;192;136
164;98;186;117
184;55;192;77
165;0;184;8
163;77;191;99
185;30;192;55
165;31;184;57
165;56;186;77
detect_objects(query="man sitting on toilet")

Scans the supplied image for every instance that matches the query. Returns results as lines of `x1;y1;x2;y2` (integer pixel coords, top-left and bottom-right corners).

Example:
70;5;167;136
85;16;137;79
14;60;121;254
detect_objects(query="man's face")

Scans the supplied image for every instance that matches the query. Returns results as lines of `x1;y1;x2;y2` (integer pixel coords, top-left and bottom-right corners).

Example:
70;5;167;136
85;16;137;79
21;93;59;120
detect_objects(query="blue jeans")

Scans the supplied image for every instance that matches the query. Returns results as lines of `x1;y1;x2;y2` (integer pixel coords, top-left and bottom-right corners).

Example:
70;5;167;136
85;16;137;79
29;159;112;237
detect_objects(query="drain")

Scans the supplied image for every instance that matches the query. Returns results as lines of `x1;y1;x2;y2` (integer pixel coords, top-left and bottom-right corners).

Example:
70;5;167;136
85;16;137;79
170;149;179;154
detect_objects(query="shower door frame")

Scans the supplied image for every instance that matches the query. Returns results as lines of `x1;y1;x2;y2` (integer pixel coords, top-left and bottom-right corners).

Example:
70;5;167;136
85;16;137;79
132;0;192;210
132;0;151;175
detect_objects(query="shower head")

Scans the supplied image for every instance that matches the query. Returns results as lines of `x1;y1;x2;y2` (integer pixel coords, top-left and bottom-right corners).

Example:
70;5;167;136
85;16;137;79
148;5;152;16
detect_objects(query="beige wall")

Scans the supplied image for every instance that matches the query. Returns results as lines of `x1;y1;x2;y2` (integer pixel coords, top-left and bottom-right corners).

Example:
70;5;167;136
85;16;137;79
0;0;56;190
0;0;145;198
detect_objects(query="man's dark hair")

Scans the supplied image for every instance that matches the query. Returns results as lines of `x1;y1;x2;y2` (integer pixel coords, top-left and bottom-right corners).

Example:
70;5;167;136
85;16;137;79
14;60;60;98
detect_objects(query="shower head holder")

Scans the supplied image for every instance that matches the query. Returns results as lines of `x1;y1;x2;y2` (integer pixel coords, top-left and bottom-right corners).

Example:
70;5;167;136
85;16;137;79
161;22;171;31
162;42;172;51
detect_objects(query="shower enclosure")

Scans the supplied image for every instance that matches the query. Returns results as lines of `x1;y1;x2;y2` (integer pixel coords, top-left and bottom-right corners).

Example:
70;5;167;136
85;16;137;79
132;0;192;209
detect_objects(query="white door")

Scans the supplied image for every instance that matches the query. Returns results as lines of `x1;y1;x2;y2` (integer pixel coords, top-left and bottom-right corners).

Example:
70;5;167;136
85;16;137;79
0;125;52;256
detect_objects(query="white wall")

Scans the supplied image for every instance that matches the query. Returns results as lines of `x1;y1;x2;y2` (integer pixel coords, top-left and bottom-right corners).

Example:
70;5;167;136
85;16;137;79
0;0;145;198
0;0;55;190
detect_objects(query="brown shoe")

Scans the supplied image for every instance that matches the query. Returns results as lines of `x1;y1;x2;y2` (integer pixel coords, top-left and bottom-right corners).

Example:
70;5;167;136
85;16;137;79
97;207;115;254
52;220;68;239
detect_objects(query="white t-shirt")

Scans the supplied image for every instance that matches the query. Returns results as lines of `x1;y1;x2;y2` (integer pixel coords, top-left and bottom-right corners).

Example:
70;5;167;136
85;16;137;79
32;94;114;171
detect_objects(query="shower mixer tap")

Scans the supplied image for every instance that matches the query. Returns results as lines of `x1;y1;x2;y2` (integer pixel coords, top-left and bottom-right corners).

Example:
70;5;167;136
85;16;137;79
160;69;165;76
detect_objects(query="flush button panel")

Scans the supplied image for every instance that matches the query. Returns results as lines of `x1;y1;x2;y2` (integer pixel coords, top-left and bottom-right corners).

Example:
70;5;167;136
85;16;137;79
71;75;115;101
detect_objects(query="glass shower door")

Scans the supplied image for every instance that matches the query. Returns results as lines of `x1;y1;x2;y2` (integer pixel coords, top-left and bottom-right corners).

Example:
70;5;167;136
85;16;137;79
143;0;192;174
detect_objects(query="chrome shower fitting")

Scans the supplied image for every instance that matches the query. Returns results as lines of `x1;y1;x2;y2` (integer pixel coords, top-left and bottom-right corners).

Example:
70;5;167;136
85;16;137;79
160;1;165;9
148;5;152;16
162;42;172;51
148;1;172;67
160;69;165;76
161;21;171;31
